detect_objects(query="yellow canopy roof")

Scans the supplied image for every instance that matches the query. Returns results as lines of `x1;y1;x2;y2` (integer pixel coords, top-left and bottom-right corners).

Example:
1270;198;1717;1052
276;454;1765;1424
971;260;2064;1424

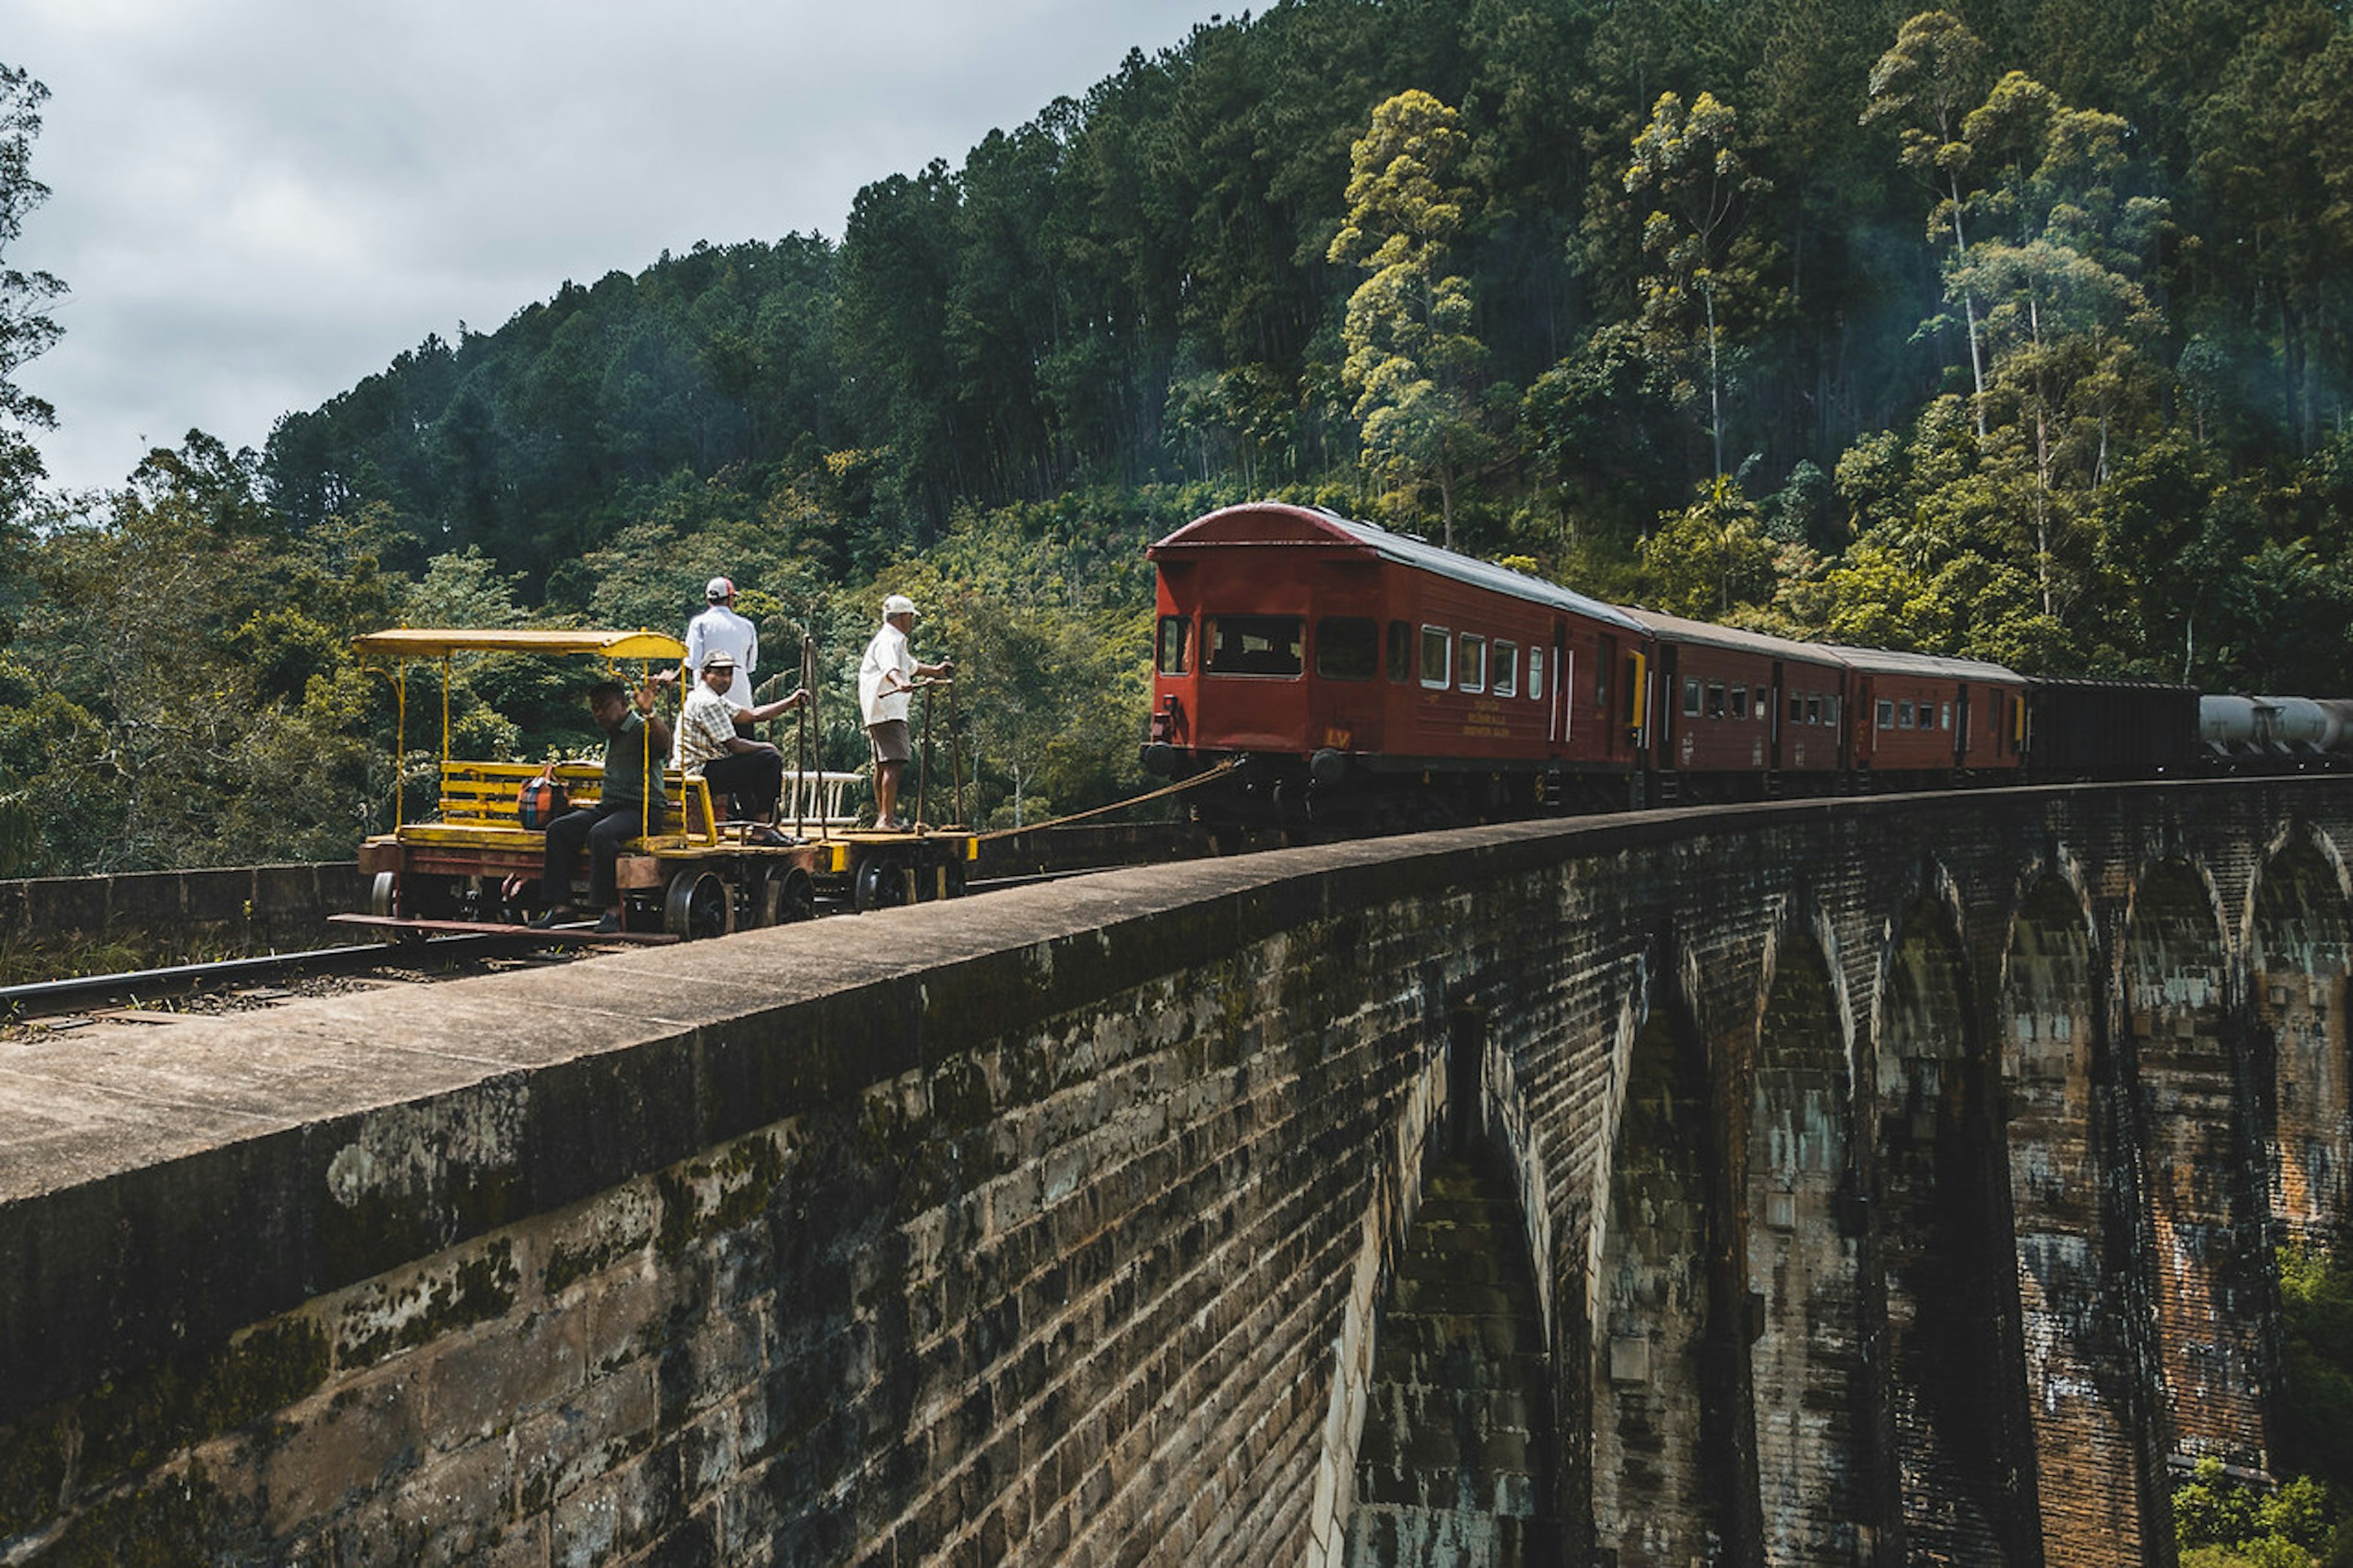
352;627;688;661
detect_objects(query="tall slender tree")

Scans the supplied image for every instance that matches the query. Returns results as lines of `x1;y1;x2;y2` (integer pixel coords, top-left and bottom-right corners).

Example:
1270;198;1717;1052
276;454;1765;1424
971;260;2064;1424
1863;12;1992;433
0;62;64;519
1624;89;1780;480
1328;89;1492;547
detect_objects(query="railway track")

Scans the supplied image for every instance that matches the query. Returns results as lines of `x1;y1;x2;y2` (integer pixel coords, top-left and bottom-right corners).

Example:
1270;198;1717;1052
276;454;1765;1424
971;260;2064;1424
0;863;1126;1033
0;816;1320;1035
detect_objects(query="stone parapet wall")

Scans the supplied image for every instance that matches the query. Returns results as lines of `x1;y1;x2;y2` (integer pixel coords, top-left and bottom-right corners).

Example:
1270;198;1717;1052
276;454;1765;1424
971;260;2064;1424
0;779;2345;1565
0;860;366;963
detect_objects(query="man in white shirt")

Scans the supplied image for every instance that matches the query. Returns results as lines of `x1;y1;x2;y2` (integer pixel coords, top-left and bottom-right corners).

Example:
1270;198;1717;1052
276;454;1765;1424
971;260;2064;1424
857;593;953;831
683;577;758;707
674;651;807;825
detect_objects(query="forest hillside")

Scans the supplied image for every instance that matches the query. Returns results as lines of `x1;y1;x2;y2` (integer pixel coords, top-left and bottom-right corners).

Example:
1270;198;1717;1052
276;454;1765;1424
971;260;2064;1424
0;0;2350;877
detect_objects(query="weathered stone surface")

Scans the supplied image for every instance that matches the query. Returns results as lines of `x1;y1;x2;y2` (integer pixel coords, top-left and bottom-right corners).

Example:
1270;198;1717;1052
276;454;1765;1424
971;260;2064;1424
0;780;2346;1565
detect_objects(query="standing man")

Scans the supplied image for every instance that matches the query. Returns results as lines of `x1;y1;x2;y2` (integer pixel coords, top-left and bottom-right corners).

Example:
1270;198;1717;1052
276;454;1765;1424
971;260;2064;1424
675;650;808;825
684;576;758;708
533;673;672;934
857;593;953;831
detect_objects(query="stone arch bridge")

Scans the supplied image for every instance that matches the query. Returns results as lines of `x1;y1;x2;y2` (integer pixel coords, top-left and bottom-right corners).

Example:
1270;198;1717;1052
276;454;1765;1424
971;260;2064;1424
1;779;2346;1566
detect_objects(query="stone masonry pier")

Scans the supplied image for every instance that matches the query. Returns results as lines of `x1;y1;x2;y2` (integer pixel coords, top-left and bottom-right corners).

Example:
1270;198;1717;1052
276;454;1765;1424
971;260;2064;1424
2;779;2347;1565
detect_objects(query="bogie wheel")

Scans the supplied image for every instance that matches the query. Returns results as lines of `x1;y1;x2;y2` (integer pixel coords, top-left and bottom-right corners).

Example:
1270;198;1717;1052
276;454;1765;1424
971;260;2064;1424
744;866;819;926
909;855;966;901
744;866;785;928
369;871;396;917
779;869;817;923
401;873;462;923
664;869;737;940
853;854;910;914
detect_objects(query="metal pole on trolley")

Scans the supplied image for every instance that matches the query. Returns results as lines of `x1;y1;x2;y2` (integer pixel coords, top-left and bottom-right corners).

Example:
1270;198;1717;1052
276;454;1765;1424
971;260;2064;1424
797;631;817;841
947;674;966;829
915;683;933;831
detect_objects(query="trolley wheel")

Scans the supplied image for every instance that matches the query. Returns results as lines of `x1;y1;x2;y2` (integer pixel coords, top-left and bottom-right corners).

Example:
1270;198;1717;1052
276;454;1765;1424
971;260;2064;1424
779;868;817;923
369;871;396;917
664;869;737;940
911;855;965;901
743;866;785;928
853;853;910;914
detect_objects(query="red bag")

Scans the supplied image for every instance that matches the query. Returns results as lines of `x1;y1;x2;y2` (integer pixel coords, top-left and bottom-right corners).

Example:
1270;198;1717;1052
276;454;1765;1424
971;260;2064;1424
517;777;568;830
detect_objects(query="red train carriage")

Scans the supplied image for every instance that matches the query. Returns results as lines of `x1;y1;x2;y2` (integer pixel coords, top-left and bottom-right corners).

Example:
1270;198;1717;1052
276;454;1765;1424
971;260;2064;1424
1623;609;1849;800
1141;502;1650;825
1823;645;2027;782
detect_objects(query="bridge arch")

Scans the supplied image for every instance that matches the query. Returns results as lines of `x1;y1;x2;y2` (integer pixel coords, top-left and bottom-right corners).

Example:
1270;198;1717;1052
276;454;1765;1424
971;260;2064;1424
2246;826;2353;1249
2123;852;2269;1469
1745;898;1866;1564
1872;870;2038;1562
1998;860;2151;1563
1590;939;1742;1566
1334;991;1567;1565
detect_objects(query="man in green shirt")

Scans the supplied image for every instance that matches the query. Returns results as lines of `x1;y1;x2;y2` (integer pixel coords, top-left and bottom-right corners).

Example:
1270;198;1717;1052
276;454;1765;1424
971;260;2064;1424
534;675;672;933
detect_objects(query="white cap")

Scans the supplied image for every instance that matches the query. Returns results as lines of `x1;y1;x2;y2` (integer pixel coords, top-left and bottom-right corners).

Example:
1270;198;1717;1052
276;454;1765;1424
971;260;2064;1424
884;594;917;618
707;576;735;600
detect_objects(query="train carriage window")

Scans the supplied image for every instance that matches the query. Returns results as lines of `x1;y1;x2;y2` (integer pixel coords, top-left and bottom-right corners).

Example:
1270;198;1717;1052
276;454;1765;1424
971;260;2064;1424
1877;699;1895;729
1420;626;1451;688
1458;634;1487;693
1683;678;1702;716
1493;640;1518;697
1315;617;1379;681
1754;686;1768;720
1529;649;1544;700
1789;694;1804;723
1387;621;1412;683
1900;700;1916;728
1707;682;1726;718
1940;702;1952;729
1205;615;1303;676
1826;695;1840;727
1729;686;1749;719
1155;615;1192;675
1805;694;1821;724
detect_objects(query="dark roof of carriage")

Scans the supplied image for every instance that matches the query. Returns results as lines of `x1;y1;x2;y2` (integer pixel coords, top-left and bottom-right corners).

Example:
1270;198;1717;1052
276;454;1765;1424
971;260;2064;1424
1620;607;1847;667
1150;502;1646;635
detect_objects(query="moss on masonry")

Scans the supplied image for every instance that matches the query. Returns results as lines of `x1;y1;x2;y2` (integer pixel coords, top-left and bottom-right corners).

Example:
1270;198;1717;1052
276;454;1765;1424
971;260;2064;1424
0;1406;72;1539
39;1459;260;1567
69;1314;332;1507
336;1240;520;1368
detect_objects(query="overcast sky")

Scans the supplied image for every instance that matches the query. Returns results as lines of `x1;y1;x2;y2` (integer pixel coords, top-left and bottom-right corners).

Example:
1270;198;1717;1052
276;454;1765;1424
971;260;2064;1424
9;0;1229;498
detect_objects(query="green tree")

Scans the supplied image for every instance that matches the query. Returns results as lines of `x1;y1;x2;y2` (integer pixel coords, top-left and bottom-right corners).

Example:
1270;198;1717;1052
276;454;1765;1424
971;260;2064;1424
1327;88;1492;548
1946;70;2169;624
1862;12;1993;430
2188;2;2353;453
0;62;64;521
1638;478;1777;617
1623;89;1783;480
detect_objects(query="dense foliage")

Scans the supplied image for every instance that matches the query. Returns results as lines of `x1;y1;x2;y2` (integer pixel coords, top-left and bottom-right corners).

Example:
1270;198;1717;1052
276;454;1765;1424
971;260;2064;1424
0;9;2351;1542
2;0;2352;875
2173;1243;2353;1564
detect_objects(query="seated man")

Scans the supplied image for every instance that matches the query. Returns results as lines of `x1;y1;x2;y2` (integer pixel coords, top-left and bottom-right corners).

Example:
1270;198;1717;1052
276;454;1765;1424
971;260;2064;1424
533;673;671;934
674;650;808;825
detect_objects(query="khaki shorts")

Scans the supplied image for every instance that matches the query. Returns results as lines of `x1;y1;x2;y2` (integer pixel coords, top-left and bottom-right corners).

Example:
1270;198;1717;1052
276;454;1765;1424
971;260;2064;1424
867;719;912;765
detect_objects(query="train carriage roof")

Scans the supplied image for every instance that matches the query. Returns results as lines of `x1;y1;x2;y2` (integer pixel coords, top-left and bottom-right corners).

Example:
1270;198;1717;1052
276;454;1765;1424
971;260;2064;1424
1620;607;1846;668
1817;643;2025;684
353;628;689;661
1150;502;1646;635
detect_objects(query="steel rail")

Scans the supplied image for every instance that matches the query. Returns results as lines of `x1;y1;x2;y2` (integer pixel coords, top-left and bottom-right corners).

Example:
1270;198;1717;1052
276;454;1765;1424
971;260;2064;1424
0;933;525;1018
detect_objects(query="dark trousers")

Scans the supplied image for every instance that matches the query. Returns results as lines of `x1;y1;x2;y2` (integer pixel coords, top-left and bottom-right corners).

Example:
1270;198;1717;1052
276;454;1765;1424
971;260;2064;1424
702;751;784;821
542;801;644;907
